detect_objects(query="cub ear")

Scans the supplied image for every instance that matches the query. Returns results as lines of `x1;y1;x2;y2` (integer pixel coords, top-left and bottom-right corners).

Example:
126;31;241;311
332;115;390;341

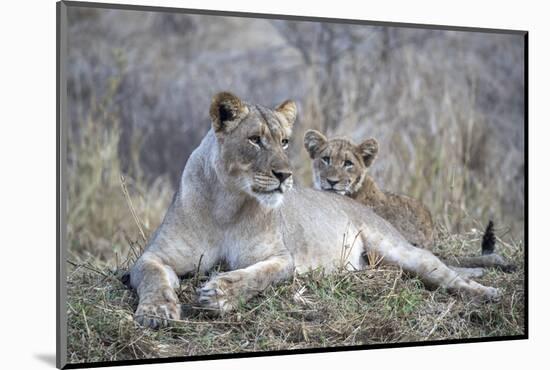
304;129;328;159
358;138;379;167
275;100;297;127
209;91;249;132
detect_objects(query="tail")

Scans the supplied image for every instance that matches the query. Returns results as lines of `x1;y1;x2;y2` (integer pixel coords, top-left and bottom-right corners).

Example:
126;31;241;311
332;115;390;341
479;220;516;272
481;220;496;255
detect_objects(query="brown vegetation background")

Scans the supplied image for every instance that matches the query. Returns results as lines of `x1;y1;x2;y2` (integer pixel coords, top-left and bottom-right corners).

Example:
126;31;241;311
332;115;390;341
66;7;524;263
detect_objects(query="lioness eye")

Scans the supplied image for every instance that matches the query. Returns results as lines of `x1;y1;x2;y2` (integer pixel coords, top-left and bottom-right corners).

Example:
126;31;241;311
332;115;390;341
282;138;289;148
322;156;330;165
248;136;262;146
344;160;353;167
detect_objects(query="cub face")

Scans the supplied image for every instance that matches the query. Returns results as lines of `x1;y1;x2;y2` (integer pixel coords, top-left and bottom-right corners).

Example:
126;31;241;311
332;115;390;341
304;129;378;196
210;92;297;208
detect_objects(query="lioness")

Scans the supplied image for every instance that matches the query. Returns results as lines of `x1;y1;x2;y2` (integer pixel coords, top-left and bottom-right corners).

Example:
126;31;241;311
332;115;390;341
304;130;513;271
129;92;498;329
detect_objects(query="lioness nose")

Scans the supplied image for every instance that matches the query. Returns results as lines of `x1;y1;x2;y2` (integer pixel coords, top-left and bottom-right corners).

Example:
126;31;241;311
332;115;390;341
327;179;339;187
272;170;292;183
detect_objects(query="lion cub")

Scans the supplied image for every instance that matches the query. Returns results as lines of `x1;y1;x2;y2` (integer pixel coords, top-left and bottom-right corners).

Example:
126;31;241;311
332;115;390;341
304;129;434;249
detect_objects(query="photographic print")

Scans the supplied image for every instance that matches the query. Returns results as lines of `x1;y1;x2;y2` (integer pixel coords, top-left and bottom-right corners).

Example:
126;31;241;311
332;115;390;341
57;1;527;368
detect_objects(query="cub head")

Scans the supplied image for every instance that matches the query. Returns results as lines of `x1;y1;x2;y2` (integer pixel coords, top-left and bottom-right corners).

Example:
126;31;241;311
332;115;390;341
304;129;378;196
210;91;297;208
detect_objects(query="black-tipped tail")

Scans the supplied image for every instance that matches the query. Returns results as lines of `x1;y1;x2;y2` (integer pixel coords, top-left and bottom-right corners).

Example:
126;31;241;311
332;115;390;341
481;220;496;255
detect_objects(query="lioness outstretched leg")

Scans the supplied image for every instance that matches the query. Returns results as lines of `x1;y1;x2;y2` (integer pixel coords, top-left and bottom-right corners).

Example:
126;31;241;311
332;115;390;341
197;254;294;313
130;253;181;328
449;266;485;279
370;240;499;299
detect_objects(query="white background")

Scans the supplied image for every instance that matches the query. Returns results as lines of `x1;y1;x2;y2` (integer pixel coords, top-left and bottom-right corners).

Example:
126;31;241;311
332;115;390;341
0;0;545;368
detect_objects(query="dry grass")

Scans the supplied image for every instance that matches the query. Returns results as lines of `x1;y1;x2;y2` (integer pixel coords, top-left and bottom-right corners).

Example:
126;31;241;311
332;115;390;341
66;225;524;364
66;82;173;263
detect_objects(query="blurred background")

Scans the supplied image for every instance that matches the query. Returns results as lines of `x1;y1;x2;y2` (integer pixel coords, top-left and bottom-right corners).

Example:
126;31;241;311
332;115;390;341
66;7;525;263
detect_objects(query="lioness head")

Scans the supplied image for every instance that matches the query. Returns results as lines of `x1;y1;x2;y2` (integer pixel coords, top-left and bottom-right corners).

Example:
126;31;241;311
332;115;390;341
304;129;378;196
210;91;297;208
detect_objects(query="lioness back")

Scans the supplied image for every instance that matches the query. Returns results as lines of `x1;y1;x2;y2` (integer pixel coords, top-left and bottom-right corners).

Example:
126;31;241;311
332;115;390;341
278;185;409;272
304;129;434;249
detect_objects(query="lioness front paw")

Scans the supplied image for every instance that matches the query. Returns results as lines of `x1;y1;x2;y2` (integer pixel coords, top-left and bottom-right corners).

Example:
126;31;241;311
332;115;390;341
134;300;181;329
196;275;236;313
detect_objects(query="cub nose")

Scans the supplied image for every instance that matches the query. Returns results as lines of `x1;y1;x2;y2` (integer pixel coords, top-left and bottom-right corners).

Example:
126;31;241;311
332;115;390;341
272;170;292;183
327;179;339;187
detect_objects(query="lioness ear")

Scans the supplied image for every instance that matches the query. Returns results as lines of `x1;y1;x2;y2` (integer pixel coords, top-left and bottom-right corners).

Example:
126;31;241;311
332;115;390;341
358;138;379;167
275;100;297;127
304;129;328;159
210;91;249;132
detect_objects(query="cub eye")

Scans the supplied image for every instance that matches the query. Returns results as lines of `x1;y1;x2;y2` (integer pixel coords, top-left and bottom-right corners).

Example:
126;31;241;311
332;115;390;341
282;138;289;149
344;160;354;167
321;156;330;165
248;136;262;146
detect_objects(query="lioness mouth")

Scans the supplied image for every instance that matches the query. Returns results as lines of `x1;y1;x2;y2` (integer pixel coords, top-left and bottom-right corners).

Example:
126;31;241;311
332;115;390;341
253;187;283;194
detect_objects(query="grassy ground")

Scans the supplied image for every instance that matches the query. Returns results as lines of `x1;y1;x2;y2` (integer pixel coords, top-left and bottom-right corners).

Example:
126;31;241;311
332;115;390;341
66;226;524;365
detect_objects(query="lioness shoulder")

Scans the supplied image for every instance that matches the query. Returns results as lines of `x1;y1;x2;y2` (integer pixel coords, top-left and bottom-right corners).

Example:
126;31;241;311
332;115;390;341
304;129;434;249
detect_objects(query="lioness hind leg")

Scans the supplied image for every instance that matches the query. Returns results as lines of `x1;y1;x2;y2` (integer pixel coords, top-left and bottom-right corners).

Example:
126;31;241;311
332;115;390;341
130;254;181;329
413;250;499;300
372;240;499;300
450;266;485;279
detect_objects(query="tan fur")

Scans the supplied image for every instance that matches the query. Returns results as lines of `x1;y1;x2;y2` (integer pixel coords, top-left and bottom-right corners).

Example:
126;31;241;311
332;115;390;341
304;130;434;248
130;92;499;329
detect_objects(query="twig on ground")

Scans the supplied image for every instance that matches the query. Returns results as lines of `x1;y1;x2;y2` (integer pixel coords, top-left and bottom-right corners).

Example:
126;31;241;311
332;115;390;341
425;299;456;340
